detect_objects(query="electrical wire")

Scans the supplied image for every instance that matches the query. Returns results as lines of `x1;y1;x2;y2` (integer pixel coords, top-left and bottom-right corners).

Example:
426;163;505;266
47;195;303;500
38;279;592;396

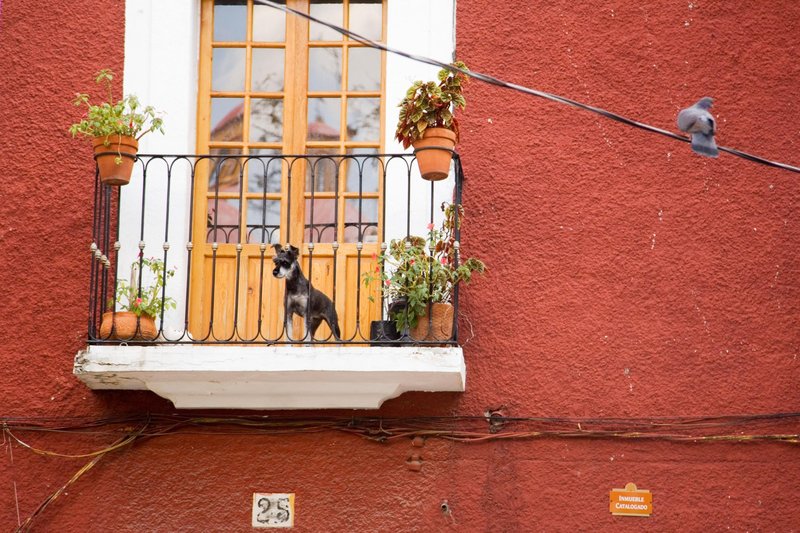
5;413;797;528
253;0;800;175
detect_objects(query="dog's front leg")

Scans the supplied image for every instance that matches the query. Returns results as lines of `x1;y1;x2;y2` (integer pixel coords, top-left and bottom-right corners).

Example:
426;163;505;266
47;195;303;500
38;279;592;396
285;315;294;342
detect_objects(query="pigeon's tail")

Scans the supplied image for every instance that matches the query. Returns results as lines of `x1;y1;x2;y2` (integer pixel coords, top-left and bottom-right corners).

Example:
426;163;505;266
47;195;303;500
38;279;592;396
691;132;719;158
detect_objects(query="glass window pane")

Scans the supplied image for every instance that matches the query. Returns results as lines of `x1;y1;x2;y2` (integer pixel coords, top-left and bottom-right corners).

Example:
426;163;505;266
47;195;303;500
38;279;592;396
213;1;247;42
346;97;380;141
349;1;382;41
345;148;379;193
309;1;343;41
212;47;246;92
246;199;281;244
211;97;244;142
247;149;283;193
253;2;286;42
347;48;380;91
345;198;378;243
306;149;340;192
209;149;243;193
305;199;337;243
250;99;284;142
308;48;342;92
251;48;285;92
307;98;341;141
207;198;240;243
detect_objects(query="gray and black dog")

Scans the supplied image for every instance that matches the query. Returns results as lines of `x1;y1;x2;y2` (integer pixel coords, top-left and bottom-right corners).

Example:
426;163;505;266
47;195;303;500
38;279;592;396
272;244;341;341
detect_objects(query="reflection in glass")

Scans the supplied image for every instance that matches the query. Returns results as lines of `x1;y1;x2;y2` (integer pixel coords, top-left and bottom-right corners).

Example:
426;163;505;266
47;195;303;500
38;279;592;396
250;99;284;142
306;149;340;192
247;149;283;193
346;98;380;141
213;0;247;42
346;148;379;193
251;49;285;92
207;198;240;243
309;1;343;41
307;98;341;141
345;198;378;243
347;48;381;91
305;199;337;243
349;0;382;41
246;199;281;244
209;149;243;193
253;1;286;42
212;47;246;92
308;48;342;92
211;97;244;141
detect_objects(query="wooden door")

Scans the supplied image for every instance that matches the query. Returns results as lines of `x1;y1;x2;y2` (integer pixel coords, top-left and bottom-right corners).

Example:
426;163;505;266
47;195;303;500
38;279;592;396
190;0;385;342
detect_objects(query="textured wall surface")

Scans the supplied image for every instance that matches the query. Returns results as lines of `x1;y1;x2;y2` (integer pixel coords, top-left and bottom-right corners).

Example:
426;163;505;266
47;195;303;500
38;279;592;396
1;0;799;531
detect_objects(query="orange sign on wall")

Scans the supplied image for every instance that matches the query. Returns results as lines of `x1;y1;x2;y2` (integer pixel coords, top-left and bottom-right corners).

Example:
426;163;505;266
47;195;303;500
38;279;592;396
609;483;653;517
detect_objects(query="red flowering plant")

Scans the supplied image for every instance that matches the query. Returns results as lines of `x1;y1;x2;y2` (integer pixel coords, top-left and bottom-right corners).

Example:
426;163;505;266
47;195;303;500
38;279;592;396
395;61;469;149
363;203;485;331
110;256;176;319
69;69;164;163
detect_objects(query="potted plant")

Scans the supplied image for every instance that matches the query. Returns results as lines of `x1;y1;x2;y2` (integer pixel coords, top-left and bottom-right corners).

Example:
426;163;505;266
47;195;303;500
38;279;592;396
364;203;485;341
69;69;164;186
395;61;468;181
99;256;176;340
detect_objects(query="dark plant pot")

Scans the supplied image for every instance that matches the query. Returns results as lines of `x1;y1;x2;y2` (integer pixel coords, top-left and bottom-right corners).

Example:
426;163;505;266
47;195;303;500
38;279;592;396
370;320;401;345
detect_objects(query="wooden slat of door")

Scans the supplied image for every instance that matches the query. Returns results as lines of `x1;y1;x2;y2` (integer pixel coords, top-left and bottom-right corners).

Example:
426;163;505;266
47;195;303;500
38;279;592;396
243;250;284;340
200;251;238;341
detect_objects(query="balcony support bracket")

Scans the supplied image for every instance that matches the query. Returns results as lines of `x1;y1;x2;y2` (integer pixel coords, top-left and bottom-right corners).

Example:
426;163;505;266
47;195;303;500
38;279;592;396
74;344;466;409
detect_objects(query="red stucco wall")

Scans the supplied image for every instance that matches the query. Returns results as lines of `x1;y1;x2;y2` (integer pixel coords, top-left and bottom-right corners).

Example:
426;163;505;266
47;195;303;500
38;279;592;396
1;0;799;531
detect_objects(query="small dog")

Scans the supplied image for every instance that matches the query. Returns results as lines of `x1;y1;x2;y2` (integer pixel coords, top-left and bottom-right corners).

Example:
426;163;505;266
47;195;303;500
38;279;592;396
272;244;341;341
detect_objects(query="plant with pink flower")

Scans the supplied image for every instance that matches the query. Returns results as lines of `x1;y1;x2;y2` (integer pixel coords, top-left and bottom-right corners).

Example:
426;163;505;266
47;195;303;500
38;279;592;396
109;256;176;319
362;203;485;331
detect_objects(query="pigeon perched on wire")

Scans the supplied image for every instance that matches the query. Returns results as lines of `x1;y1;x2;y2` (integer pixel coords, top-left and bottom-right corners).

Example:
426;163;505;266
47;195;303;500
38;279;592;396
677;97;718;158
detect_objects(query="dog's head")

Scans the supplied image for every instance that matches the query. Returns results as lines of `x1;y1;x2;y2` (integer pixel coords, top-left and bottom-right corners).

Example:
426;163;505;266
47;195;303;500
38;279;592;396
272;244;299;278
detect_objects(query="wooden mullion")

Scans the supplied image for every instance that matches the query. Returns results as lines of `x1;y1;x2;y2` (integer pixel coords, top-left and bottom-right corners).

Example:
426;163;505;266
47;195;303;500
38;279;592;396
338;20;348;242
287;0;309;245
190;0;217;337
211;41;248;48
251;42;286;49
209;92;247;99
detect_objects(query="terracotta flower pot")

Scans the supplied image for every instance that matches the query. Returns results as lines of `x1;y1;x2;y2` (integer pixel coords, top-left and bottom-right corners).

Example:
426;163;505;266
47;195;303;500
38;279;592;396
93;135;139;186
411;127;456;181
410;302;454;341
99;311;158;340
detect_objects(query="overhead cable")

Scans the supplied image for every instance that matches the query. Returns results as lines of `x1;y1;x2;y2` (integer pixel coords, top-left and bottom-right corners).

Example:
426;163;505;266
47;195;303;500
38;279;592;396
254;0;800;175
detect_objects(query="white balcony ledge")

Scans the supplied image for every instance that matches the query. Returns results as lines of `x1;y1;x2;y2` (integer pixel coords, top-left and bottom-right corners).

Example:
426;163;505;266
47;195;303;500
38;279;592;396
73;344;466;410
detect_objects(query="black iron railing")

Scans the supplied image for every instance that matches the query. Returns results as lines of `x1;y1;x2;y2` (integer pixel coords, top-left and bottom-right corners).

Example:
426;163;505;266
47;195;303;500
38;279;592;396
88;152;464;346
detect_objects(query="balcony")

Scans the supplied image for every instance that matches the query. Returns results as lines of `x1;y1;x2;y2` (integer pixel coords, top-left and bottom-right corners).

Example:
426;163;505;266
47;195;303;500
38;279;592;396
74;152;468;409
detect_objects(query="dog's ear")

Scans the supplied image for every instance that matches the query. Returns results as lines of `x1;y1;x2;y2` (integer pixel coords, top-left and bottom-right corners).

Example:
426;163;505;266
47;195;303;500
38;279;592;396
287;244;299;260
272;243;283;254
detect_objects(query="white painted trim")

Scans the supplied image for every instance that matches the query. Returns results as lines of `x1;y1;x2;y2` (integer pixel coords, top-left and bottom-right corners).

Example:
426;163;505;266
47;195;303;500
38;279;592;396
74;345;466;409
384;0;457;242
122;0;200;335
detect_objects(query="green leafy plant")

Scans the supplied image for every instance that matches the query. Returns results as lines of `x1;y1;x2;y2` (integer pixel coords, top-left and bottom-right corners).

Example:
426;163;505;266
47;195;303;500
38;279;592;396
69;69;164;162
395;61;469;149
363;202;485;331
110;256;176;319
